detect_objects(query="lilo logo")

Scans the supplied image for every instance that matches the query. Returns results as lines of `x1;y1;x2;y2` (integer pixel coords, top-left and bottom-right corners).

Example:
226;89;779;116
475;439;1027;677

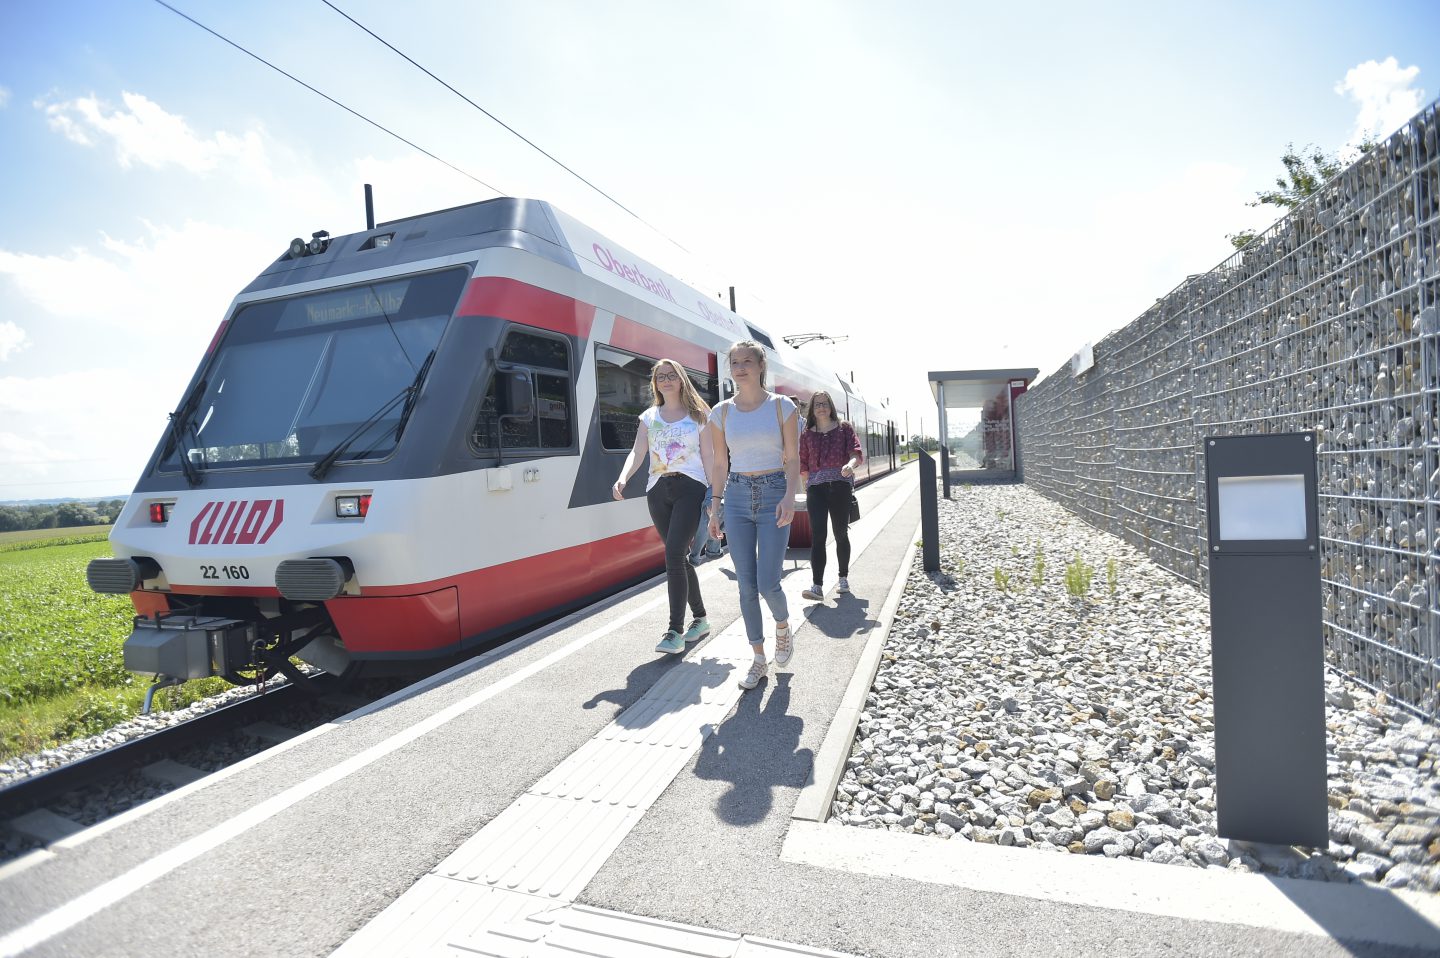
188;499;285;545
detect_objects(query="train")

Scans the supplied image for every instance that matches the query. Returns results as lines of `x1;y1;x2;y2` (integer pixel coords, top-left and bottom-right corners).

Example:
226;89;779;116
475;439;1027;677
86;197;900;703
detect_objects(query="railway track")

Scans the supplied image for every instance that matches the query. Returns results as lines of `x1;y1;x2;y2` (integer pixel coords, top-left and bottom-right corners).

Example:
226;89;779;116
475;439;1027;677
0;674;389;861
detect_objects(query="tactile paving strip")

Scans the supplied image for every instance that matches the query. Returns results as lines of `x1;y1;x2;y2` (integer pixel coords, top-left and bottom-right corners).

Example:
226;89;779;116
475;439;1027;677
453;902;854;957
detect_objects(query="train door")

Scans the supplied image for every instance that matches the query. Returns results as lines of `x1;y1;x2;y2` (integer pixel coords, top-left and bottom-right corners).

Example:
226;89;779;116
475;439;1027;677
472;324;577;516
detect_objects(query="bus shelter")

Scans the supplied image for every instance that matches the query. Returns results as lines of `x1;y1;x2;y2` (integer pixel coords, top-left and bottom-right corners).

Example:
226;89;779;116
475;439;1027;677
928;368;1038;481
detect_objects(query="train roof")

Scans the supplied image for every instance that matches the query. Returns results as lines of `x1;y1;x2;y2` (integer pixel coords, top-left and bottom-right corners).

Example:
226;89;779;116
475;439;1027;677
239;196;864;402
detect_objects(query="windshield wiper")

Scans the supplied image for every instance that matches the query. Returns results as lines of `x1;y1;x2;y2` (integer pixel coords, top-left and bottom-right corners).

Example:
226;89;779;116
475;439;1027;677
162;377;208;487
309;353;435;481
395;350;435;443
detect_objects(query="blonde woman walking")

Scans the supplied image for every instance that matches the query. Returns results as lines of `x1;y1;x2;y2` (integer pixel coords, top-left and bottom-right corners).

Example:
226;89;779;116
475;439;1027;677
707;341;800;690
799;390;862;600
613;359;714;654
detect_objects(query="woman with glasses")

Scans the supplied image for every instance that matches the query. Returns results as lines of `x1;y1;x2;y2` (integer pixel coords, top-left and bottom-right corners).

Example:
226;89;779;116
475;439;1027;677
798;390;862;600
613;359;714;654
707;340;800;690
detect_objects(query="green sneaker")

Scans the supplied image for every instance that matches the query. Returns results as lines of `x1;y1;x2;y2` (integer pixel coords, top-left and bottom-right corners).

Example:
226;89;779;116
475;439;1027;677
682;617;711;643
655;630;686;654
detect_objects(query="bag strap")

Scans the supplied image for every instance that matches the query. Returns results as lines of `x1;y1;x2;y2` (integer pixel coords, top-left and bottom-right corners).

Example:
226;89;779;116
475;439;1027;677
776;395;790;465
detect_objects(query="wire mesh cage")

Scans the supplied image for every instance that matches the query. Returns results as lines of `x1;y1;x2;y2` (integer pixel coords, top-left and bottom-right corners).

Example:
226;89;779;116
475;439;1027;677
1014;100;1440;719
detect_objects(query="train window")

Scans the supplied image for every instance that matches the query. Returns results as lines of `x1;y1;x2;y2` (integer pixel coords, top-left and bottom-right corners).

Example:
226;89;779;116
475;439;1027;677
595;347;716;451
470;329;573;454
693;370;718;407
160;268;465;472
596;347;652;451
743;324;775;350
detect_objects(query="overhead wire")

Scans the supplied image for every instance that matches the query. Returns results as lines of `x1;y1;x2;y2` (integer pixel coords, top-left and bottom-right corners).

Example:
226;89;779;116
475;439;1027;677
150;0;735;308
317;0;693;256
150;0;503;196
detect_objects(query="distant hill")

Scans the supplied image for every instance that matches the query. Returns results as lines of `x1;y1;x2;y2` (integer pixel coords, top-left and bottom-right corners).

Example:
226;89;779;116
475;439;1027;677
0;496;129;507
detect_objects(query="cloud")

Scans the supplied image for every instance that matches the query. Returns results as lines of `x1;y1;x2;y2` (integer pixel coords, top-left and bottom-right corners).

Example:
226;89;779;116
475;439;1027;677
1335;58;1425;147
0;87;11;109
0;321;26;361
38;91;269;175
0;369;157;493
0;218;272;337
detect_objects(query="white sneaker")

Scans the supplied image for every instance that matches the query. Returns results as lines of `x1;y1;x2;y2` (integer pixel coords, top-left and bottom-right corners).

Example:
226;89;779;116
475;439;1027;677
837;577;850;593
739;657;767;690
774;623;794;667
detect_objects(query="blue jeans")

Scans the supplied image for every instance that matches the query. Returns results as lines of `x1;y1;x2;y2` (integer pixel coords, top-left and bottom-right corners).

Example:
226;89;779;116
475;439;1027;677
723;471;791;646
690;487;719;562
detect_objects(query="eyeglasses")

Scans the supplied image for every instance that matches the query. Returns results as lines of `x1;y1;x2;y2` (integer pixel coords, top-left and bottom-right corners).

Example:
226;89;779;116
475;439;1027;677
654;371;681;383
812;401;831;409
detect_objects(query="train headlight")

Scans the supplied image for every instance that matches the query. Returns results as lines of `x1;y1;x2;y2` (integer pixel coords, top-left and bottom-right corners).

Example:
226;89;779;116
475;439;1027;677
335;494;371;518
149;501;175;523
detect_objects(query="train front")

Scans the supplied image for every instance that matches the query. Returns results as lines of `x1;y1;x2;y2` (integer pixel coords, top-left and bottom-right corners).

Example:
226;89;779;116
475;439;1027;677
85;246;504;701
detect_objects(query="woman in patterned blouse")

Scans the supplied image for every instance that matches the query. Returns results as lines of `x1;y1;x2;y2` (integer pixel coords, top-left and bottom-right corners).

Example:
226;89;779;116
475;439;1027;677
798;390;862;600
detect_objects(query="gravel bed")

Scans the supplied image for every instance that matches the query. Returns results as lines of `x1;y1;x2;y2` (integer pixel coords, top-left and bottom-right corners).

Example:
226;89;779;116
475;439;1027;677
830;482;1440;895
0;680;283;789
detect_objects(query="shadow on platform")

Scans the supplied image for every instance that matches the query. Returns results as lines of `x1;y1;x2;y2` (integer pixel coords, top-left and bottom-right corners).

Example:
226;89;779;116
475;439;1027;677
1266;872;1440;956
693;674;813;827
582;650;721;719
804;594;878;642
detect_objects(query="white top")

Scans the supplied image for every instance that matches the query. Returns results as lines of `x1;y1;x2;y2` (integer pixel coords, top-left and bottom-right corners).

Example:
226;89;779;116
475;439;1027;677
710;393;793;474
641;407;708;490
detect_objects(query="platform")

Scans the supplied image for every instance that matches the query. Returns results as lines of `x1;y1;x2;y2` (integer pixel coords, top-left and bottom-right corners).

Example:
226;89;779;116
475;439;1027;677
1;467;1437;958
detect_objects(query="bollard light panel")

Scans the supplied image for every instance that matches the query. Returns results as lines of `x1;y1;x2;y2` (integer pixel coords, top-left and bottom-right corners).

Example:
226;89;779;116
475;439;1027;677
1204;432;1326;848
1215;474;1306;541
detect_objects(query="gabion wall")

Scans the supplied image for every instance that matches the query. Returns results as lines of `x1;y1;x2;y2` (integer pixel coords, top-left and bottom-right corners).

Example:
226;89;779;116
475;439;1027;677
1015;101;1440;720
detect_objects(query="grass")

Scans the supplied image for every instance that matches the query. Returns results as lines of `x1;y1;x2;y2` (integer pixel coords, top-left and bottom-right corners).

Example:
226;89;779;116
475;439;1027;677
0;538;226;762
0;525;112;551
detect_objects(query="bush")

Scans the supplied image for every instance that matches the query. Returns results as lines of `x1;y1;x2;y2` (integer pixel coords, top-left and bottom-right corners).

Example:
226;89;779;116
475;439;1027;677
56;690;132;741
1064;554;1094;600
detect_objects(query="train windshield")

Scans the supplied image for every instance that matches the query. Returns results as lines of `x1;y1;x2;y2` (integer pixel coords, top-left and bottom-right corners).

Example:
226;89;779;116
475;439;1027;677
163;269;467;473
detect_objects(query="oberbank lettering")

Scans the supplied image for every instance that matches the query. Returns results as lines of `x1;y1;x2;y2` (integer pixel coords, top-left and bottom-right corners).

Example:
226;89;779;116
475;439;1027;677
592;244;678;304
697;298;743;334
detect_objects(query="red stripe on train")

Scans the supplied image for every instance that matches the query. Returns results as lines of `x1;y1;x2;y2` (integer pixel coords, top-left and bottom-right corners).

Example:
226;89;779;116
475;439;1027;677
335;526;663;653
140;526;665;654
457;276;596;339
609;316;714;374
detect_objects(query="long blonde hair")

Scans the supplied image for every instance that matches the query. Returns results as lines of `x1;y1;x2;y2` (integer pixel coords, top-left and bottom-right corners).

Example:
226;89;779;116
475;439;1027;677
651;358;710;424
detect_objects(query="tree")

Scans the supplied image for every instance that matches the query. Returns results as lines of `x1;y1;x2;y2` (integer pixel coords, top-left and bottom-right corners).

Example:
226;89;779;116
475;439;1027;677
1228;141;1375;250
0;506;26;532
54;502;103;527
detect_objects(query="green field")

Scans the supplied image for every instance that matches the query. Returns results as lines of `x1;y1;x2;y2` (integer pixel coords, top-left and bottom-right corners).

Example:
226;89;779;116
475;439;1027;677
0;533;225;761
0;525;112;549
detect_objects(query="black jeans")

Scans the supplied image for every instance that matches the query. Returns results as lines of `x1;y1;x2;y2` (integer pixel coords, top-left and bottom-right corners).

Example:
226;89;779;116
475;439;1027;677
807;480;852;583
647;474;708;633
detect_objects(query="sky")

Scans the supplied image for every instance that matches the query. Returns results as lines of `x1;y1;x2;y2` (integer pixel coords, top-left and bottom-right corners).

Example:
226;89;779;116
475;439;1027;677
0;0;1437;502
